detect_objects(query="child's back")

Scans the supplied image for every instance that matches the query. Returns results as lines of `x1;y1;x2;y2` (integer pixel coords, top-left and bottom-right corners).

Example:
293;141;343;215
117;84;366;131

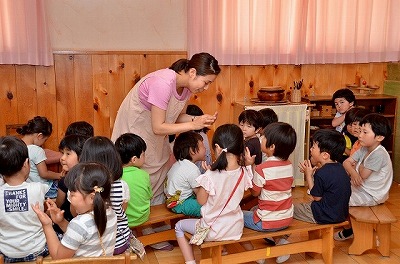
0;136;50;262
115;133;152;227
80;136;131;255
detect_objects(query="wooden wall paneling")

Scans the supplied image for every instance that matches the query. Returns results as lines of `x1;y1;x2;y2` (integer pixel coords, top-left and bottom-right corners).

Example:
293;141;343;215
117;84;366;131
258;65;274;89
108;54;126;135
123;55;141;95
16;65;38;123
54;54;75;142
369;63;386;94
300;64;316;97
0;65;18;136
155;55;173;70
213;65;231;127
245;66;265;101
74;55;94;127
314;64;330;95
356;63;371;87
230;66;246;103
140;54;158;78
328;64;344;93
92;55;111;137
36;66;58;150
341;64;358;87
272;64;289;91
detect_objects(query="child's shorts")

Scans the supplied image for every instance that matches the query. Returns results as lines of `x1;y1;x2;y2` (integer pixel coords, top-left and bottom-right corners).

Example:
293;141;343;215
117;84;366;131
45;180;58;199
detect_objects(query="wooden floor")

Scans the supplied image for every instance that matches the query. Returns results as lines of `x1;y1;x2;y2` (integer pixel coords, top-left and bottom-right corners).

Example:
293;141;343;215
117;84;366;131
134;184;400;264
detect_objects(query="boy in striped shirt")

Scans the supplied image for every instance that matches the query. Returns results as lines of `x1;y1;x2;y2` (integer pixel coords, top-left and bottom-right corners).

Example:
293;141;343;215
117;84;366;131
242;122;297;264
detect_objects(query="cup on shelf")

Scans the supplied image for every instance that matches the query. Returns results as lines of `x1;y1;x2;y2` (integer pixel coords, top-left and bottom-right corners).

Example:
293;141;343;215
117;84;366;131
291;89;301;103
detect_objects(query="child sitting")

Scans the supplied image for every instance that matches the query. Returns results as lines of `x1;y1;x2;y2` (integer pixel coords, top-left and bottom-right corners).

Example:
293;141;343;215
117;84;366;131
115;133;153;227
175;124;253;264
80;136;132;255
294;129;351;225
17;116;62;199
32;162;117;258
344;108;370;156
54;134;89;233
241;122;297;264
335;113;393;240
331;88;355;132
239;109;264;165
0;136;50;262
186;104;212;173
165;131;206;217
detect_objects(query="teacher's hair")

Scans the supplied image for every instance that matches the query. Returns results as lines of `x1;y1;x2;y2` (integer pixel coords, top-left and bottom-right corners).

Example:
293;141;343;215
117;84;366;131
169;52;221;76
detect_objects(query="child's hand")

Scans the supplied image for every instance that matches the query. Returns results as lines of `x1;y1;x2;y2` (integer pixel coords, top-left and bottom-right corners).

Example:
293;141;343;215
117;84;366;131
31;202;53;226
244;147;256;166
350;172;363;187
298;160;316;177
201;161;211;171
46;198;65;224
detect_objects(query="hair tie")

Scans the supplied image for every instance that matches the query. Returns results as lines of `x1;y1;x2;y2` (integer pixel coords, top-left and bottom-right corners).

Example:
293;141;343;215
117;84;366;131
222;148;228;153
93;186;104;193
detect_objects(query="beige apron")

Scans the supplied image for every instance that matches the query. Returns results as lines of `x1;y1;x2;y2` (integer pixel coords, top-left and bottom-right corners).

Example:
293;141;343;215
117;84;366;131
111;77;188;205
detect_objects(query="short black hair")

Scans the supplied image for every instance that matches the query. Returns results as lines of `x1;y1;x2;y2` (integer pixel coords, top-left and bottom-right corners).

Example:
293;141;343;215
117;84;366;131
360;113;392;139
263;122;297;160
0;136;28;176
59;135;89;158
115;133;147;164
345;107;370;125
332;88;356;106
259;108;278;129
238;109;263;130
312;129;346;162
65;121;94;137
173;131;203;161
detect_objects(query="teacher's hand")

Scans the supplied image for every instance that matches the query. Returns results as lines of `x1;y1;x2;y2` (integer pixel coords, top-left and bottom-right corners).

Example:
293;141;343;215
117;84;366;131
193;112;218;129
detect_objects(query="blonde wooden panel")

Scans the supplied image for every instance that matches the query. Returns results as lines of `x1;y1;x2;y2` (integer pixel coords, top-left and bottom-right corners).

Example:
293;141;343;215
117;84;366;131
123;54;141;95
329;64;344;92
300;64;316;97
140;54;158;77
108;54;126;135
36;66;58;150
369;62;386;94
214;65;231;127
74;54;94;127
272;64;289;90
230;66;246;103
92;55;110;137
341;64;358;87
16;65;37;123
314;64;330;95
0;65;18;136
54;54;75;140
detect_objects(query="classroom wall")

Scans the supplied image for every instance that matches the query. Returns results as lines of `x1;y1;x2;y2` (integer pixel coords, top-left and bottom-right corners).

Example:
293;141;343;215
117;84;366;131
44;0;187;51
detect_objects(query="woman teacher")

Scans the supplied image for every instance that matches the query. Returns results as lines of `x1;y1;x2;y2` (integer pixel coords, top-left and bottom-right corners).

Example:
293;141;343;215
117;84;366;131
111;52;221;205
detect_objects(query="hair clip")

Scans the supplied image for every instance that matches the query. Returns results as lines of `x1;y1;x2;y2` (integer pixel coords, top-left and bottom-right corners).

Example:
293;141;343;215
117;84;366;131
93;186;104;193
222;148;228;153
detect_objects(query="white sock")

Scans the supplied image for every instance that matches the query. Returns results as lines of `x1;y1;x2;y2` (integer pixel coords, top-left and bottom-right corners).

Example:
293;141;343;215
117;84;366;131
185;261;196;264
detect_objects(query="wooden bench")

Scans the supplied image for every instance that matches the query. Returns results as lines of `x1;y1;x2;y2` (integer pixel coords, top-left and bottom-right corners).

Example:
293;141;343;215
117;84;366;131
35;251;137;264
198;219;348;264
348;204;397;256
130;204;188;246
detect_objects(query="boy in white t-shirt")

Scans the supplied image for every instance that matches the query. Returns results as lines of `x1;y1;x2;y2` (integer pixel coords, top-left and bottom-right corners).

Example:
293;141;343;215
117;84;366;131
165;131;206;217
0;136;50;262
335;113;393;240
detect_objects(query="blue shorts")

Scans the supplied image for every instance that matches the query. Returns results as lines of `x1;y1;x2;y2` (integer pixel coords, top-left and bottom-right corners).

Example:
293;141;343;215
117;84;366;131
45;180;58;199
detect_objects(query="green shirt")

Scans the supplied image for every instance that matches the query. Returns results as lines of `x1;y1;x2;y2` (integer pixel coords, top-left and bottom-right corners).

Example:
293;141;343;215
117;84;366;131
122;166;152;227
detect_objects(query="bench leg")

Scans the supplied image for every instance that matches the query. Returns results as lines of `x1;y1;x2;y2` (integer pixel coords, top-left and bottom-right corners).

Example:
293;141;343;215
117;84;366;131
348;217;375;255
306;227;334;264
376;223;391;257
200;246;222;264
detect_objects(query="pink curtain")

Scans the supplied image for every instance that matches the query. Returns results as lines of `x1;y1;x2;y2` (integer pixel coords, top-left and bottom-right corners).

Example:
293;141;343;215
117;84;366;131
0;0;53;66
188;0;400;65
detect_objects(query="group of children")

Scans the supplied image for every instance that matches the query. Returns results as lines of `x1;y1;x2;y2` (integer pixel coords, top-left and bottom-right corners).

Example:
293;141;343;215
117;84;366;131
0;91;394;263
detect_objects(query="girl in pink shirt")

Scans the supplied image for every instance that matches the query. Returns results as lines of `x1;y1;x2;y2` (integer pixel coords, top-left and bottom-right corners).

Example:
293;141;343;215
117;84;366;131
174;124;253;264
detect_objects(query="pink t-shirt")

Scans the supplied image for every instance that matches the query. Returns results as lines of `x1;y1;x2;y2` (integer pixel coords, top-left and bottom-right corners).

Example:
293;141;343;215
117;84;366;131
138;68;191;111
196;166;253;241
